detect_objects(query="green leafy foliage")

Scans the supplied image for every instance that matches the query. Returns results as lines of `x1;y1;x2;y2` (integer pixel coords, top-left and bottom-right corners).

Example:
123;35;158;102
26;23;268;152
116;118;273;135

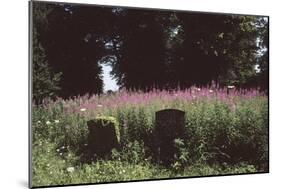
32;4;62;104
32;91;268;187
33;2;268;96
32;35;62;104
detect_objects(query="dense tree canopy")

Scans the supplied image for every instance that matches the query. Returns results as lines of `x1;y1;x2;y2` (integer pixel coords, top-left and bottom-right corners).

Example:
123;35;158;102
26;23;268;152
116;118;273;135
32;2;269;101
32;3;62;104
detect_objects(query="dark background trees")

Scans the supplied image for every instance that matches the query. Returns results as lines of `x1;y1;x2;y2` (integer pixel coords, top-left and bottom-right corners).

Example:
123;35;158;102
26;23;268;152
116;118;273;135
32;3;62;104
32;1;269;102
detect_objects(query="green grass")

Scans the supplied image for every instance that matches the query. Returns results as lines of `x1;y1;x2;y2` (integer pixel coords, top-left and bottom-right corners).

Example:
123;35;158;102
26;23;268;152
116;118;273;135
32;90;268;187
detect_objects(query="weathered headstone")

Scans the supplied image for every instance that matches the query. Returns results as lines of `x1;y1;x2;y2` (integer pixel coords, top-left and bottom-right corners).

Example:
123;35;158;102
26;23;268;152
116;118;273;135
227;85;235;95
155;109;185;165
87;116;120;157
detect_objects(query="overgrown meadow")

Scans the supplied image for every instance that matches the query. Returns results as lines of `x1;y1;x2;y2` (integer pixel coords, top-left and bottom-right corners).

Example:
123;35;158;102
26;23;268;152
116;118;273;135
32;87;268;187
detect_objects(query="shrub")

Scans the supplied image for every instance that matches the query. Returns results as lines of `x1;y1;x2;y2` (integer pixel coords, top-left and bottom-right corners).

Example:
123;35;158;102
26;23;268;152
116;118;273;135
32;28;62;104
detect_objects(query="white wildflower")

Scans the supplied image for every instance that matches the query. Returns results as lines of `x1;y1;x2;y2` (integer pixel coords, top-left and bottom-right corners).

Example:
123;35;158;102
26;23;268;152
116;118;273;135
67;167;75;173
61;146;65;149
80;108;86;112
54;120;60;123
97;104;103;108
56;149;60;152
47;164;50;167
50;171;53;175
37;120;41;124
46;121;51;125
59;152;63;156
227;85;235;89
209;90;214;93
197;88;201;91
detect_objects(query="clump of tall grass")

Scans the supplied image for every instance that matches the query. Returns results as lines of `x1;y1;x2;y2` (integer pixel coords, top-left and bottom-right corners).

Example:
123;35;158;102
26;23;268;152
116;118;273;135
32;87;268;186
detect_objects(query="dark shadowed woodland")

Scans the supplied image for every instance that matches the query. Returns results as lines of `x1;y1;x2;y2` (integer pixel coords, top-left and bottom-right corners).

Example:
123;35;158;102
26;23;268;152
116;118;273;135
33;2;268;102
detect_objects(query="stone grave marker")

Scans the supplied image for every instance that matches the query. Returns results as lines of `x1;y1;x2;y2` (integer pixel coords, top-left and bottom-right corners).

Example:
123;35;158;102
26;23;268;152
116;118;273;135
87;116;120;157
155;109;185;165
